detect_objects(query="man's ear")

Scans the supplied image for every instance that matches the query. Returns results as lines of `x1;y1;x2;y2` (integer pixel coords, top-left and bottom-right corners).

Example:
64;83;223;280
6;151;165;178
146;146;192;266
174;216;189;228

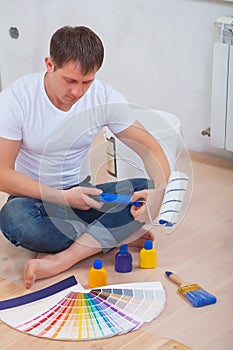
45;57;55;72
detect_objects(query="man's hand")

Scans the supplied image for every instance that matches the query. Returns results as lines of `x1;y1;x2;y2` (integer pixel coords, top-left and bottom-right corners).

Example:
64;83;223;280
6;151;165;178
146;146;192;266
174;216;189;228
63;186;104;210
130;187;165;224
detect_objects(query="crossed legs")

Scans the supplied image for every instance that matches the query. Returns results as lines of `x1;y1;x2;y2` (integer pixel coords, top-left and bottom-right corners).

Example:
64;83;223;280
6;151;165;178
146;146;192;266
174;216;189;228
24;229;154;289
0;178;155;289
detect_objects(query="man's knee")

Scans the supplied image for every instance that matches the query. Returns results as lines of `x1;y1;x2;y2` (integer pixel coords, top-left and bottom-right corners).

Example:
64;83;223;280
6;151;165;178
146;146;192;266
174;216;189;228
0;197;38;229
0;197;43;249
129;178;154;191
0;197;78;253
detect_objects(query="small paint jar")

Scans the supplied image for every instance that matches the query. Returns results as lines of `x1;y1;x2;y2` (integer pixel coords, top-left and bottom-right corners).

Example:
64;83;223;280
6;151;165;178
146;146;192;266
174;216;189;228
88;259;108;288
115;244;133;273
139;240;157;269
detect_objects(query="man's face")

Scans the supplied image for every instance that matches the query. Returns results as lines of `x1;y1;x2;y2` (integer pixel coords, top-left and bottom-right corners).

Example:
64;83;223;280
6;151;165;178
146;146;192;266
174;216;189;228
45;58;97;110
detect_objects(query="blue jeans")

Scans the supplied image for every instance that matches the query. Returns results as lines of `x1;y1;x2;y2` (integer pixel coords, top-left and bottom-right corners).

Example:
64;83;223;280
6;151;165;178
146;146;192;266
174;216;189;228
0;178;153;253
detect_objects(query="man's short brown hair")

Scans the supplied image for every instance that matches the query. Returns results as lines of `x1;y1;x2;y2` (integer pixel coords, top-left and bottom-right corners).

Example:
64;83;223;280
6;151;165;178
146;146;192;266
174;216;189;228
50;26;104;74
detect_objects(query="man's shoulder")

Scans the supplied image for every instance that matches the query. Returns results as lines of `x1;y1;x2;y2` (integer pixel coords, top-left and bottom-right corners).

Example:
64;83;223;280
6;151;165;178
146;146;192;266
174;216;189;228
92;79;128;106
4;72;44;97
91;79;113;94
89;79;126;102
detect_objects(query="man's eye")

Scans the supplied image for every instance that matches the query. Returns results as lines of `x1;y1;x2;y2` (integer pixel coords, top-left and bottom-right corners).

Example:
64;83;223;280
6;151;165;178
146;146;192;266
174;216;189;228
65;79;75;83
85;80;94;86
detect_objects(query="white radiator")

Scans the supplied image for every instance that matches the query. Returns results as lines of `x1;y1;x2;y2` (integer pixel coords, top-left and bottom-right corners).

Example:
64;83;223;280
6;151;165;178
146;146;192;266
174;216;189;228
210;16;233;151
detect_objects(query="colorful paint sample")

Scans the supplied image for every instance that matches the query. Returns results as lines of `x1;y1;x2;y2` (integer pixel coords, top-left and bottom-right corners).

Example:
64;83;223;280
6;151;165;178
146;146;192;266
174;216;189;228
0;277;165;341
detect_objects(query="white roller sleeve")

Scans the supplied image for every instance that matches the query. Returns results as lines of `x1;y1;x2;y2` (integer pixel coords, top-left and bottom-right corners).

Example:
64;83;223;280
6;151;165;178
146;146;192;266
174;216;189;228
157;171;189;227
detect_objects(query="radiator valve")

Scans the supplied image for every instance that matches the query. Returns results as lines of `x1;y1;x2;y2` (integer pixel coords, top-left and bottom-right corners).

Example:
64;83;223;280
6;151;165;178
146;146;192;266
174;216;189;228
201;127;211;137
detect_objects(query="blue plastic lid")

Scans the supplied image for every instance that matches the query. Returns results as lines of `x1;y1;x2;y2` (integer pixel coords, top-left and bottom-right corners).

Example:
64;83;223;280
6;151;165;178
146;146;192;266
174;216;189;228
119;244;128;254
93;259;103;269
144;240;153;250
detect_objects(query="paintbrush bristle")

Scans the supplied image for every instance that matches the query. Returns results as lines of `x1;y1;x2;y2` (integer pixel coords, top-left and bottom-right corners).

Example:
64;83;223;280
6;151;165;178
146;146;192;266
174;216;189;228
178;284;217;307
165;271;217;308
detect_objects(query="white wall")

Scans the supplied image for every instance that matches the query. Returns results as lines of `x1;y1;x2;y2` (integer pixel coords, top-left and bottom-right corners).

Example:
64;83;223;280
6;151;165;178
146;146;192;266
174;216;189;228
0;0;233;159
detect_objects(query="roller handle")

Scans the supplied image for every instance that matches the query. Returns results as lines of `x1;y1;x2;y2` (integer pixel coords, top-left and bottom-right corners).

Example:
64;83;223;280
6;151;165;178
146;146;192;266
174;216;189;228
90;193;142;207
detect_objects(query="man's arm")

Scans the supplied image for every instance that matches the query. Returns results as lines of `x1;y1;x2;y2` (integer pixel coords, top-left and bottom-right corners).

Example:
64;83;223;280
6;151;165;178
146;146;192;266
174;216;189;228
115;121;170;224
0;137;103;209
115;121;170;187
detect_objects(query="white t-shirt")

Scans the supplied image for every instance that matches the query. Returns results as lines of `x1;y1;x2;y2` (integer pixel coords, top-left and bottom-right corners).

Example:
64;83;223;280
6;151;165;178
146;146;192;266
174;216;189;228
0;72;135;188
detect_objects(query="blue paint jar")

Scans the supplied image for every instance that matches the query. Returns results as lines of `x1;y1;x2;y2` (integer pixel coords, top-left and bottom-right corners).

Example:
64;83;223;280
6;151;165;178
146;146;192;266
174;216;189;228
115;244;133;273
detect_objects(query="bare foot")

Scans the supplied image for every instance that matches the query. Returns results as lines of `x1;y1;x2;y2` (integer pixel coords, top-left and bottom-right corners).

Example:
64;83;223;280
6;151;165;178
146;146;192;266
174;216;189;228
24;256;63;289
24;259;40;289
24;233;102;289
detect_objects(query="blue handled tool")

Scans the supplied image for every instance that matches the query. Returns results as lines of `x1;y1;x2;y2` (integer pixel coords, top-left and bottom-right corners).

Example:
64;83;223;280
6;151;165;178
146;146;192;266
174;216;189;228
91;171;189;227
98;193;142;207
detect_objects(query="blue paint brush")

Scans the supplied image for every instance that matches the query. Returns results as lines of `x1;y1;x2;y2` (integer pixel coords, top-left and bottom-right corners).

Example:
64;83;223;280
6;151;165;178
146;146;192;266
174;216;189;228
165;271;217;308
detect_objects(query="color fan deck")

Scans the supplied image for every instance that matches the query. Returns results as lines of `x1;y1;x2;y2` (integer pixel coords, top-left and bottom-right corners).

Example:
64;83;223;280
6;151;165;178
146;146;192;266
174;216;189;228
0;275;166;341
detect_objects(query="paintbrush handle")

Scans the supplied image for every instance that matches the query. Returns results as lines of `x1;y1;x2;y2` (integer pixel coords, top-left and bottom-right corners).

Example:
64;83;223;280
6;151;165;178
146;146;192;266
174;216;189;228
165;271;186;287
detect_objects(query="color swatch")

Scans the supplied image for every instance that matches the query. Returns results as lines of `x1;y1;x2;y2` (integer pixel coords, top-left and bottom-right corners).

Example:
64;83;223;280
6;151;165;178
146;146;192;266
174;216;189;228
0;276;165;341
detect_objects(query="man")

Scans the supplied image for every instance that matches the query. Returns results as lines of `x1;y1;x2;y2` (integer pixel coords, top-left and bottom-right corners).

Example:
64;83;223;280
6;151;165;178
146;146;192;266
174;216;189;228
0;26;170;289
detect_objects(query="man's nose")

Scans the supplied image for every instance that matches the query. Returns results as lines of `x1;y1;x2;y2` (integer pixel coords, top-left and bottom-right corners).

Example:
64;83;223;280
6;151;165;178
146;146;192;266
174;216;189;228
72;85;83;98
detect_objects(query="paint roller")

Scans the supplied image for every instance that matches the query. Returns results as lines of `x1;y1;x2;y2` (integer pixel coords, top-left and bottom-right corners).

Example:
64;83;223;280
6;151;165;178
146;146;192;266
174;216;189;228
94;171;189;227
